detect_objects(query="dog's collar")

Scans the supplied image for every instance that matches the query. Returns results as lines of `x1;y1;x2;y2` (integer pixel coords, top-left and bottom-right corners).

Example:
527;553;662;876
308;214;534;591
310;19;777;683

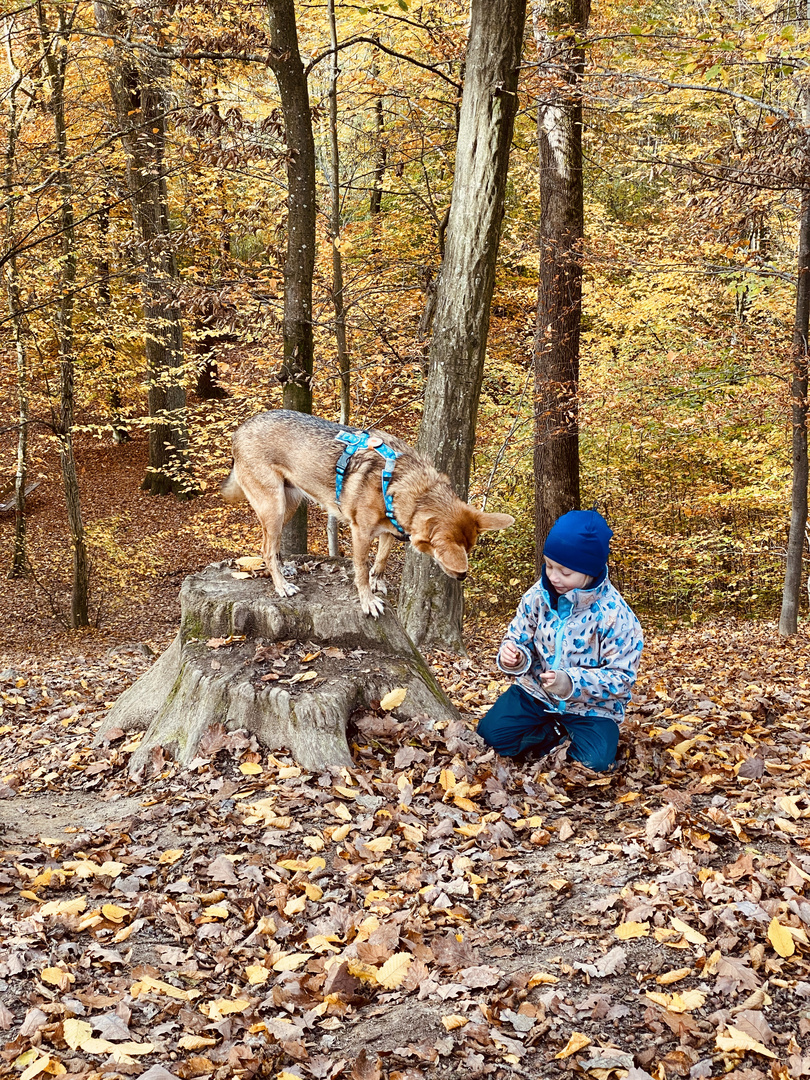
334;429;410;540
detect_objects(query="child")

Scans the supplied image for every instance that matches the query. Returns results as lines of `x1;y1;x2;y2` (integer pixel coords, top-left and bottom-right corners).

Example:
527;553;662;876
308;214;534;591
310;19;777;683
477;509;643;771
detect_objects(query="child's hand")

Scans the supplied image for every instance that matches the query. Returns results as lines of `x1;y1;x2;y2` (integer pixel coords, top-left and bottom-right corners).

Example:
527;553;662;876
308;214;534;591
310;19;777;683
539;671;557;687
500;642;523;669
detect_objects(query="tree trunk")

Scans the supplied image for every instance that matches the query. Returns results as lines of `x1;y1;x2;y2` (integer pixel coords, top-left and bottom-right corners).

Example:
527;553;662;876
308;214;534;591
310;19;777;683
326;0;350;558
268;0;317;555
38;0;90;626
2;34;30;578
96;196;129;442
779;111;810;636
94;560;458;776
94;0;191;497
398;0;527;652
532;0;590;570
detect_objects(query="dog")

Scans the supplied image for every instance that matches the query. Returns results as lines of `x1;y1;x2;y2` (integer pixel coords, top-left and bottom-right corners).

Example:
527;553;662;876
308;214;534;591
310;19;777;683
221;410;514;617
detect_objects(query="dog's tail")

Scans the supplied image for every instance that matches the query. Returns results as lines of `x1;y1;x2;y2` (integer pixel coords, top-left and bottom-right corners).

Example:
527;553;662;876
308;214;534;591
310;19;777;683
221;465;246;503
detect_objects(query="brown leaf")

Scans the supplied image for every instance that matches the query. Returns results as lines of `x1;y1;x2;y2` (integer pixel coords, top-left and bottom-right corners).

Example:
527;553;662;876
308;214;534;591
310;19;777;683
646;802;677;839
206;855;239;884
351;1048;382;1080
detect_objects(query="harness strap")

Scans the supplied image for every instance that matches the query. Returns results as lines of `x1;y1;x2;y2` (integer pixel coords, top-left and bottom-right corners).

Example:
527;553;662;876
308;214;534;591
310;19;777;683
334;429;409;540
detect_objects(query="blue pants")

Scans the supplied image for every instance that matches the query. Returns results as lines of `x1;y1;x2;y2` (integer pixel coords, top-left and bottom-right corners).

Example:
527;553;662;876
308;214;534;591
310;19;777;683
477;684;619;772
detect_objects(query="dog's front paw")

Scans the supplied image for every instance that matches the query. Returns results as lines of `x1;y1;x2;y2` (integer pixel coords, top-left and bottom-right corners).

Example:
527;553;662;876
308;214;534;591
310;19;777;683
369;574;388;596
360;594;385;618
275;582;301;598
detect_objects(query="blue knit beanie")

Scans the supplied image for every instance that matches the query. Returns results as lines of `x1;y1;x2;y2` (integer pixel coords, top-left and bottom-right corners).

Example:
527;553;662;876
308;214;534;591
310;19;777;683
543;510;612;578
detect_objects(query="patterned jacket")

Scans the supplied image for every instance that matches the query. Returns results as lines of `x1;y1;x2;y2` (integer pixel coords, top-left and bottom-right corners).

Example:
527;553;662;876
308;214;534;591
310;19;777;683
496;571;643;724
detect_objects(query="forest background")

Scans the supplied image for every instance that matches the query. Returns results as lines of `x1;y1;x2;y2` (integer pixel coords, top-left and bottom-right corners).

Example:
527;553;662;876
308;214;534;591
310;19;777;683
1;0;808;638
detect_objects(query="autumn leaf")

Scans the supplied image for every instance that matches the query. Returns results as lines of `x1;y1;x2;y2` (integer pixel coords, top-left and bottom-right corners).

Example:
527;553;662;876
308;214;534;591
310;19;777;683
715;1025;777;1059
767;917;795;957
379;687;407;711
376;952;412;989
615;921;649;940
555;1031;591;1058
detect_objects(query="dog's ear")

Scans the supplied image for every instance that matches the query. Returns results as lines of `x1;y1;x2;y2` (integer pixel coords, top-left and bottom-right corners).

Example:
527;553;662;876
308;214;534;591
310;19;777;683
476;511;515;532
410;537;433;554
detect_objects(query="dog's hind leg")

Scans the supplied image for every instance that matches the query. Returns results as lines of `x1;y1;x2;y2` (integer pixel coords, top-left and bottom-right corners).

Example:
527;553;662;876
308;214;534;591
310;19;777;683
241;469;300;598
349;522;385;617
369;531;396;596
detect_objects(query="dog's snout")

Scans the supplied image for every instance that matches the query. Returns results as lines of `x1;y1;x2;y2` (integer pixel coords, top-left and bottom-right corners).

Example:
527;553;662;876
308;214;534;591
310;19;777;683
457;571;467;582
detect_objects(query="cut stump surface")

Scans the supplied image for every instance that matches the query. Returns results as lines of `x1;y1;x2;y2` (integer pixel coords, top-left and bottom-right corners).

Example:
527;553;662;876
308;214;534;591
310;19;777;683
95;558;458;773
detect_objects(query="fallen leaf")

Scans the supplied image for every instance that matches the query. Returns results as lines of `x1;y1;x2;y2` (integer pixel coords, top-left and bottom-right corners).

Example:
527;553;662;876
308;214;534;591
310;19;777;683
555;1031;592;1058
380;687;407;711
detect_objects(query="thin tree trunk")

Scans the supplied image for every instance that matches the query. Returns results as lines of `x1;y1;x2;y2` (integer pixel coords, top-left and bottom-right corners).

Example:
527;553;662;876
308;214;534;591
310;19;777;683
267;0;317;555
94;0;191;496
369;43;386;218
398;0;527;652
779;103;810;636
532;0;590;570
326;0;350;557
96;195;129;442
38;0;90;627
3;28;30;578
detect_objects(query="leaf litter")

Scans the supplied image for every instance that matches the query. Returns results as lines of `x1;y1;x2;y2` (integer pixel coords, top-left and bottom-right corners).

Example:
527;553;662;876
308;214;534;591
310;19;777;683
0;620;810;1078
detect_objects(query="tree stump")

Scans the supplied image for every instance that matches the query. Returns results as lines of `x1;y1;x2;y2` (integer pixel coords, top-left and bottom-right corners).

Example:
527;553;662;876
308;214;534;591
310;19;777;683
95;559;459;774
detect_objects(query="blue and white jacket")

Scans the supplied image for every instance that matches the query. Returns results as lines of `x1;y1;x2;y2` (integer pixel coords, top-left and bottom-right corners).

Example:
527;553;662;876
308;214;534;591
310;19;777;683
496;571;643;724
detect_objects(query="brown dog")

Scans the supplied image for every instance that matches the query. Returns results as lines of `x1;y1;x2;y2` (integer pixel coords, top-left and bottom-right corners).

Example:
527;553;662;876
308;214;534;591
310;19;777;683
222;410;514;616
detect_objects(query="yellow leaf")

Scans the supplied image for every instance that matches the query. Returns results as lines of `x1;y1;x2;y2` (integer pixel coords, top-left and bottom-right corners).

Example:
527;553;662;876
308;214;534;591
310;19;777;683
615;921;649;940
656;967;692;985
131;975;198;1001
159;848;184;864
177;1035;217;1050
235;556;264;571
555;1031;591;1058
306;934;342;953
19;1055;51;1080
101;904;128;923
304;882;323;901
376;952;412;989
715;1025;777;1059
439;769;456;791
245;964;271;985
380;687;407;711
239;762;263;775
364;836;393;854
63;1018;92;1051
441;1014;469;1031
670;917;707;945
202;998;251;1021
40;898;86;917
283;896;306;916
646;989;705;1013
767;917;795;958
331;823;352;842
205;905;229;920
528;971;559;986
303;834;325;851
272;952;311;972
40;967;73;988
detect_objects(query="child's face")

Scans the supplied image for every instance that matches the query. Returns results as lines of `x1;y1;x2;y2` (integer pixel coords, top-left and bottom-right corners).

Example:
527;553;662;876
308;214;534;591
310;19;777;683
543;557;594;594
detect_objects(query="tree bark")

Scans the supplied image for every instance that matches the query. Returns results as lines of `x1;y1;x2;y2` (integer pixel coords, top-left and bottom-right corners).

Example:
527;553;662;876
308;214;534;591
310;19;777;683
94;560;458;775
398;0;527;652
37;0;90;626
779;106;810;637
2;28;30;578
326;0;350;558
94;0;191;496
267;0;317;555
532;0;590;570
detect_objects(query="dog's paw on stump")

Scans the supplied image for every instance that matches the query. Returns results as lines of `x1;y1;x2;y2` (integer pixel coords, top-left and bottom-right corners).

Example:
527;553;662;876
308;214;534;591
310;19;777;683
94;558;459;775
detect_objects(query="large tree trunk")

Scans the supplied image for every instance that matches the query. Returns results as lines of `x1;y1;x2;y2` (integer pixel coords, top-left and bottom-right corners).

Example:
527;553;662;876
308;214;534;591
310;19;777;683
398;0;527;652
94;0;191;497
94;560;458;775
268;0;317;555
532;0;590;570
779;110;810;637
326;0;350;558
39;1;90;627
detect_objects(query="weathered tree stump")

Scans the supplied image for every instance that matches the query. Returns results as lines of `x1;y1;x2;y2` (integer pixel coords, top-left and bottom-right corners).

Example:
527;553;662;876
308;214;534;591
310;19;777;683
95;559;458;774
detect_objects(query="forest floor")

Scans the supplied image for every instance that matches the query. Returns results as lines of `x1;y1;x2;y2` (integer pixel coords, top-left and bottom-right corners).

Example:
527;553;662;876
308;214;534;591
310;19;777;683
1;434;810;1080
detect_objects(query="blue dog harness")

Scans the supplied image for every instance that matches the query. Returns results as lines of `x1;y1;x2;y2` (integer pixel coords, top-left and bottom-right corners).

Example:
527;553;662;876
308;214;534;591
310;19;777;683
334;429;409;540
